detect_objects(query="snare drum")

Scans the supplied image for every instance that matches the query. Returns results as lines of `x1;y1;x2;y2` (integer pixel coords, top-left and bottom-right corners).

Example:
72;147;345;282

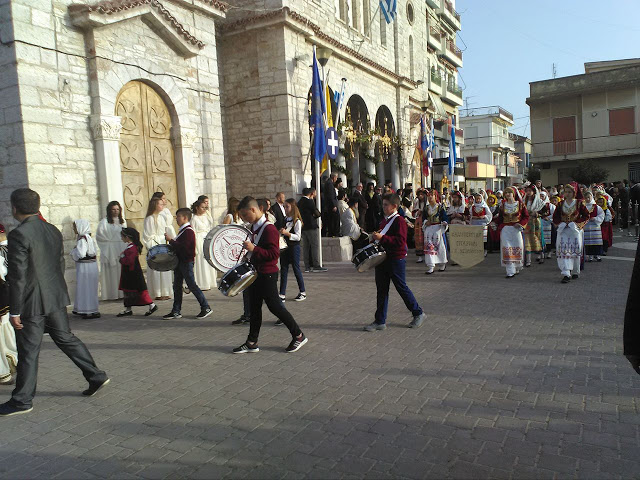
352;243;387;273
218;262;257;297
147;244;178;272
204;224;252;273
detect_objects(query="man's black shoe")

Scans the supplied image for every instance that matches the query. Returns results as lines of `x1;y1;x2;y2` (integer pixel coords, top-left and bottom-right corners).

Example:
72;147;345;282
232;316;249;325
561;276;571;283
0;402;33;416
196;308;213;319
571;274;579;279
82;378;110;397
312;267;328;272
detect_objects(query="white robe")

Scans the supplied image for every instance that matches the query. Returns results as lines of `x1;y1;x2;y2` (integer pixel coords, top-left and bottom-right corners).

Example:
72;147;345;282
191;213;216;290
96;218;126;300
143;214;173;298
70;237;99;314
0;243;17;381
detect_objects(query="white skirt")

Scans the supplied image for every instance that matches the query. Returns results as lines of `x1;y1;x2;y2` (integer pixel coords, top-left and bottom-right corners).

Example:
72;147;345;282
99;262;123;300
0;314;17;380
470;219;488;242
556;224;583;259
423;224;448;266
74;261;99;314
194;232;216;291
147;269;173;298
500;225;524;267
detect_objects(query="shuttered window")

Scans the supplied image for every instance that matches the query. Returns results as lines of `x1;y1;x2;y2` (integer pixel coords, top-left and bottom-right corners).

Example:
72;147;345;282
552;116;576;155
609;107;635;136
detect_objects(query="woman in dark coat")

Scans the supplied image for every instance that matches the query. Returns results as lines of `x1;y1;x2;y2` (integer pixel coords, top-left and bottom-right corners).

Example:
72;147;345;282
364;183;383;232
624;237;640;374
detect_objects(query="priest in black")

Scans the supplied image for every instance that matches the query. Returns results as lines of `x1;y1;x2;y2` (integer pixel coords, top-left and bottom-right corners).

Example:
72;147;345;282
624;237;640;375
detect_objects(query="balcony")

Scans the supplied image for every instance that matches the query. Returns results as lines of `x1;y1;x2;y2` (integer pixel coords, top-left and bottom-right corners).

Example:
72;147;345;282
442;39;463;68
429;69;442;93
428;26;442;50
426;0;441;9
466;161;496;179
442;82;463;106
437;0;461;30
491;135;515;150
553;140;577;155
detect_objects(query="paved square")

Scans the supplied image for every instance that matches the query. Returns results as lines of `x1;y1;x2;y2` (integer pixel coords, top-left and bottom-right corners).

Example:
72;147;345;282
1;234;638;479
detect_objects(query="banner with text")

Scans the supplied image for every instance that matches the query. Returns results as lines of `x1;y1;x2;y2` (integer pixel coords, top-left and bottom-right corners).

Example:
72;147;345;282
448;224;485;268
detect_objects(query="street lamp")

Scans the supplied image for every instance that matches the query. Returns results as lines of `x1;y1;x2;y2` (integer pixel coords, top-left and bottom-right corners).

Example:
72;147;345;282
316;46;333;67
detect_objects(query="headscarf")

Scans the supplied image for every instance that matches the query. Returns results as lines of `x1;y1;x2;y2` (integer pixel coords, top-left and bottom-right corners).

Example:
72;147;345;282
595;191;609;211
448;191;466;214
504;186;521;203
525;185;545;213
74;219;96;256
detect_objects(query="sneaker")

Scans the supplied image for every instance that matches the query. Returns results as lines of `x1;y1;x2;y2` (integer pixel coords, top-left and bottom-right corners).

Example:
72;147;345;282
562;276;571;283
144;305;158;316
163;311;182;319
364;322;386;332
82;378;110;397
274;319;284;326
286;334;308;353
409;313;425;328
232;316;250;325
571;274;579;279
596;256;602;262
279;294;286;303
0;402;33;417
233;342;259;354
304;268;311;273
416;257;424;263
294;292;307;302
312;267;328;272
196;308;212;319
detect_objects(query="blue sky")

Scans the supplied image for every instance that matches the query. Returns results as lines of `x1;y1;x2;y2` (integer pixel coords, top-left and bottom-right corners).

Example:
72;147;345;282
456;0;640;137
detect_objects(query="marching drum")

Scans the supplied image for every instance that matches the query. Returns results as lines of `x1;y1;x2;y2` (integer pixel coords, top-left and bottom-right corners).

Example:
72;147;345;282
147;244;178;272
352;243;387;273
203;224;252;273
218;262;257;297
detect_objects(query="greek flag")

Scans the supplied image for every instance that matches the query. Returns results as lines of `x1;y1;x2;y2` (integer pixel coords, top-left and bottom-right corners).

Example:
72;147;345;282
380;0;397;24
448;120;457;178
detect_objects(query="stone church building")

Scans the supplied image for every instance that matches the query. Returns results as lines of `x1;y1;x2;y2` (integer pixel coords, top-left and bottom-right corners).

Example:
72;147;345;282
1;0;463;283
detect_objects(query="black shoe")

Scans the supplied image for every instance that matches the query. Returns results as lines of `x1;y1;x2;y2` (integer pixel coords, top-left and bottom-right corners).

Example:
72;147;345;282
144;305;158;316
72;311;80;316
117;310;133;317
562;276;571;283
0;402;33;416
232;316;249;325
312;267;328;272
196;308;213;319
286;334;308;353
82;313;101;319
163;311;182;319
82;378;110;397
275;319;284;326
294;292;307;302
233;342;259;354
506;274;515;279
571;274;579;279
304;268;311;273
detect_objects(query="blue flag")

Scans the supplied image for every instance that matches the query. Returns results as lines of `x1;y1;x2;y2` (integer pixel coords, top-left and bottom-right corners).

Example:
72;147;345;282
448;120;456;177
311;48;327;164
380;0;397;24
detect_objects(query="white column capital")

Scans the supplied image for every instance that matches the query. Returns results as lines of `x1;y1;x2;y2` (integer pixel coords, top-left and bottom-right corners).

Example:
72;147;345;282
90;115;123;141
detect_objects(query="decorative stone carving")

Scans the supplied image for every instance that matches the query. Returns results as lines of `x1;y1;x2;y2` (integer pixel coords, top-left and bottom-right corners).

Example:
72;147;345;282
172;128;197;148
91;115;123;141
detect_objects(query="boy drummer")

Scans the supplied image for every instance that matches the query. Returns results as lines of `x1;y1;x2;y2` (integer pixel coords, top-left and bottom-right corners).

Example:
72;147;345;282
233;196;308;353
365;193;425;331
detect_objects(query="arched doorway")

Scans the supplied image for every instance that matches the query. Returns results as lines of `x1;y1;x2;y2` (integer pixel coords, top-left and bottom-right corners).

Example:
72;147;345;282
116;81;178;230
345;95;370;188
375;105;395;185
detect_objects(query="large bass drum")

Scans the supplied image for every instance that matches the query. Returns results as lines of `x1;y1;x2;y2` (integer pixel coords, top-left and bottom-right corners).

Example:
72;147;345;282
218;262;257;297
352;243;386;273
204;224;252;273
147;244;178;272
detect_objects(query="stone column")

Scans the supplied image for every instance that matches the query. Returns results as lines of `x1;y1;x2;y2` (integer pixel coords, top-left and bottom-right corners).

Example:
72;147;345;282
91;114;124;210
351;147;361;186
336;134;347;186
376;158;386;186
390;148;400;190
172;127;198;208
365;143;376;177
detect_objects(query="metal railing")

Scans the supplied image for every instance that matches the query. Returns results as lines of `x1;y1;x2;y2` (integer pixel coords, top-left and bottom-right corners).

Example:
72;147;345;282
444;0;461;21
553;140;577;155
431;70;442;86
446;83;462;96
459;106;513;121
429;27;441;40
446;40;462;59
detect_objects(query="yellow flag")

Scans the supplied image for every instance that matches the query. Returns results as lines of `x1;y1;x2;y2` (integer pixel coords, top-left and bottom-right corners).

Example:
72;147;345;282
321;85;333;174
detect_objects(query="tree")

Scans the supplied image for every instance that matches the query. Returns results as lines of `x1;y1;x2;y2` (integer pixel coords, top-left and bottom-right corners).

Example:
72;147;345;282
526;166;541;182
570;159;609;185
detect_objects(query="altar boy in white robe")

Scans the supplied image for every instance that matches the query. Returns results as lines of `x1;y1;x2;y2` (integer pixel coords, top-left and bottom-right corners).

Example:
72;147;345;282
0;225;17;384
96;201;126;300
71;220;100;319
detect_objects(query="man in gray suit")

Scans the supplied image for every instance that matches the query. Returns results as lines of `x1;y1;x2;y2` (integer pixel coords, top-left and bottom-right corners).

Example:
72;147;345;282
0;189;109;416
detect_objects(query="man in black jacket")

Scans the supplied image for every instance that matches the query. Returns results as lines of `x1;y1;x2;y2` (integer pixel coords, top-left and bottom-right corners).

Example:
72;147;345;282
322;173;339;237
298;188;326;272
351;182;368;229
0;189;109;416
271;192;287;230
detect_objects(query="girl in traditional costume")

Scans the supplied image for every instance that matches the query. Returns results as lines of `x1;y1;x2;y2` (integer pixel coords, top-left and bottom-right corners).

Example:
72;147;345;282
552;183;590;283
70;219;100;319
412;189;427;263
118;227;157;317
495;187;529;278
447;191;469;225
539;191;555;259
523;185;548;266
0;225;17;385
486;192;500;253
422;190;449;274
596;192;613;255
96;201;126;300
143;197;173;300
583;190;605;262
469;192;493;257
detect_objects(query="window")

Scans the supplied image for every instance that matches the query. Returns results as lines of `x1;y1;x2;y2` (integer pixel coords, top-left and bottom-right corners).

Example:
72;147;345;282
352;0;360;30
466;156;478;162
337;0;347;22
629;162;640;183
409;35;414;80
552;116;576;155
407;2;415;25
609;107;635;136
380;12;387;46
363;0;371;36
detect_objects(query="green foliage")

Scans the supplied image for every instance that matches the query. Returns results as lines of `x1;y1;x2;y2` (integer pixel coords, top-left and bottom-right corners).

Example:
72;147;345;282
526;166;541;182
361;170;379;183
570;159;609;185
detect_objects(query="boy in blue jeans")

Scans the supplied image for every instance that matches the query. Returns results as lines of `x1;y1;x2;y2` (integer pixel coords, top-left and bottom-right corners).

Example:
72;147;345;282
365;194;425;331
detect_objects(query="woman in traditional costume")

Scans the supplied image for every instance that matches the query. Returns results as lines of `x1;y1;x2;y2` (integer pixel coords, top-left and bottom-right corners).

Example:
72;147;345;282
0;225;17;385
523;184;548;266
595;192;613;255
96;201;126;300
447;191;468;225
539;191;555;259
70;219;100;319
117;227;157;317
486;192;500;253
412;189;427;263
552;183;590;283
469;192;493;257
191;197;216;291
583;190;605;262
422;190;449;274
495;187;529;278
143;197;173;300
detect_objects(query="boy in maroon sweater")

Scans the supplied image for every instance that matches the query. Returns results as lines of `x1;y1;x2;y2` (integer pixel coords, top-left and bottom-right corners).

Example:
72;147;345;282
365;194;425;331
233;196;308;354
163;208;211;319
